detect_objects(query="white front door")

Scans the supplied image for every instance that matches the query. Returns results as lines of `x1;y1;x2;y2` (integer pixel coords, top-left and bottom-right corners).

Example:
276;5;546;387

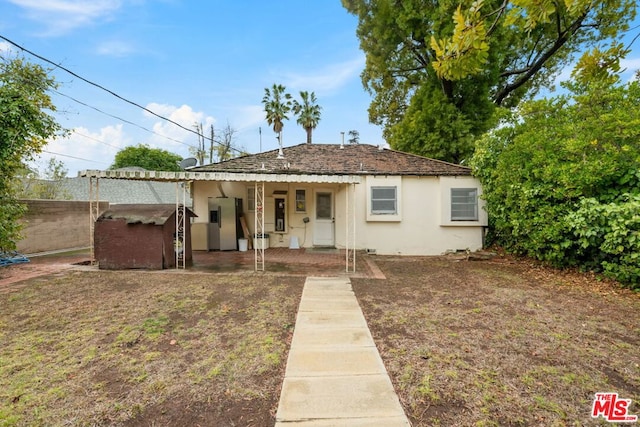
313;191;334;247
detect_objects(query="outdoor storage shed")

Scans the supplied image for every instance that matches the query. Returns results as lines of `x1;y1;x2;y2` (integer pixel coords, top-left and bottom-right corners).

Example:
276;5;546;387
95;204;196;270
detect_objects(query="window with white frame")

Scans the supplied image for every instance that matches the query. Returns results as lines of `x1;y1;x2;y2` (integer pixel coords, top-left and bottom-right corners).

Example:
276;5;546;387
451;188;478;221
295;189;306;213
371;186;397;215
247;186;255;211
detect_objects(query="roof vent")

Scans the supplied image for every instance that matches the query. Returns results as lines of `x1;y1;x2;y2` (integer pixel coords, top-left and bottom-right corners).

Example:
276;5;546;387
378;145;384;151
340;131;345;149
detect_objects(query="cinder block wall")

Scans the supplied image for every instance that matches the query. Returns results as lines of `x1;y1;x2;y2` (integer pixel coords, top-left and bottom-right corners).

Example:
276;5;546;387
17;200;109;254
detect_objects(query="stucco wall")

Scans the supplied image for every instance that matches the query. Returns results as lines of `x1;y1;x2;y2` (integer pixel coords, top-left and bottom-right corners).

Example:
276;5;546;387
192;176;487;255
17;200;109;254
191;181;339;250
337;176;487;255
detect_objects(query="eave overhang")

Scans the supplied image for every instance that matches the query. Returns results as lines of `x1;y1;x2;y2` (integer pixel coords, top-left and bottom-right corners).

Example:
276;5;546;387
79;169;362;184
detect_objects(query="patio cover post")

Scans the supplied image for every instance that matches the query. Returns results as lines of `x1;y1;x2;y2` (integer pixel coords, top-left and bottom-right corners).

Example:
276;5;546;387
175;182;187;269
89;176;99;265
254;181;265;271
345;182;356;273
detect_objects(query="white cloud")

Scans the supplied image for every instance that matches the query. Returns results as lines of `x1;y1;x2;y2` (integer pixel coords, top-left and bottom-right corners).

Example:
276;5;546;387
282;56;365;95
9;0;123;35
33;124;129;174
96;40;136;57
0;42;12;53
143;103;216;150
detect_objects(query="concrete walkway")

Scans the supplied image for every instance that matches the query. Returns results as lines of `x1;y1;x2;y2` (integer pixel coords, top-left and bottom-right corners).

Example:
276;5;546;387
275;277;411;426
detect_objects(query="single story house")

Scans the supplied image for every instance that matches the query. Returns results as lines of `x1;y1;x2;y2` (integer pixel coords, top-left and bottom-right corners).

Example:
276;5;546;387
188;143;488;255
95;204;196;270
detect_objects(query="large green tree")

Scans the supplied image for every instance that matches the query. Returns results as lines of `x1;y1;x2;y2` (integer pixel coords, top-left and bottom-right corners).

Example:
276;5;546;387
471;55;640;287
0;56;64;251
292;91;322;144
343;0;636;163
262;83;292;156
110;144;183;172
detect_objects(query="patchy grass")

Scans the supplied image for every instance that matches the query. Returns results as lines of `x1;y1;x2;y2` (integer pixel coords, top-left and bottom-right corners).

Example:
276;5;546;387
0;271;303;426
352;256;640;427
3;254;639;426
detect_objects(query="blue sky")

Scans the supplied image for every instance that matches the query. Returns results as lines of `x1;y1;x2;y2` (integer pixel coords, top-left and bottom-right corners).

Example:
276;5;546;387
0;1;638;175
1;1;382;174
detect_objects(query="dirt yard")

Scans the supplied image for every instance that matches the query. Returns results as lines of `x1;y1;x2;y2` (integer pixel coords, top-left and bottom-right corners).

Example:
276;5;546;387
1;254;639;426
0;270;304;426
352;256;640;426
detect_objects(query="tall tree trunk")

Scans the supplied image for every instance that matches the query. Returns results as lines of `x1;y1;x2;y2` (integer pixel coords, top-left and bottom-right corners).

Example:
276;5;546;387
306;127;312;144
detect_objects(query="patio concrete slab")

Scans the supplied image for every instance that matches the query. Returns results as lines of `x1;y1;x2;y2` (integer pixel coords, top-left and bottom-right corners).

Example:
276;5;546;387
289;327;374;347
285;347;386;377
277;375;408;421
275;276;410;426
297;296;362;312
273;416;410;426
294;310;369;329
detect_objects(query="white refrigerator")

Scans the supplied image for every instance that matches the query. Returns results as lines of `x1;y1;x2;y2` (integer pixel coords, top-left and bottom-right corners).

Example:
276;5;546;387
207;197;240;251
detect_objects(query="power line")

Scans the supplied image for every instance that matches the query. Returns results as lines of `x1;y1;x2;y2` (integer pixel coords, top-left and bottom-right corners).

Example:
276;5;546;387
71;130;120;149
41;150;109;164
53;89;194;148
0;34;243;154
5;71;199;150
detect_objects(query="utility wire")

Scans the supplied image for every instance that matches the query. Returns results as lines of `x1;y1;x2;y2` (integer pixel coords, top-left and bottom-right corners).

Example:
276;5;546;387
71;130;121;149
42;150;108;164
53;89;194;148
6;71;199;150
0;34;243;154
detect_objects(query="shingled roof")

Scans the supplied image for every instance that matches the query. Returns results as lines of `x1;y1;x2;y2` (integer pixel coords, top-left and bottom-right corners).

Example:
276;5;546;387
98;204;195;225
190;143;471;176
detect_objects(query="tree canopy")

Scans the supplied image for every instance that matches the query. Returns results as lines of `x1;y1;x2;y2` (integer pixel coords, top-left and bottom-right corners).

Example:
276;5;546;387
0;56;64;251
262;84;293;154
292;91;322;144
471;60;640;287
19;158;70;200
110;144;183;172
343;0;636;163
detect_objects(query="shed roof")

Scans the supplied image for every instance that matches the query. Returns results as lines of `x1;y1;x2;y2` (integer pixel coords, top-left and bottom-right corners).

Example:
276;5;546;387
97;204;195;225
191;143;471;176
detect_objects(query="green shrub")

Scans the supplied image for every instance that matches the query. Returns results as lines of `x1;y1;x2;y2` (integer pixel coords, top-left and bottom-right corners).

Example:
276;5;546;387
472;74;640;289
567;195;640;288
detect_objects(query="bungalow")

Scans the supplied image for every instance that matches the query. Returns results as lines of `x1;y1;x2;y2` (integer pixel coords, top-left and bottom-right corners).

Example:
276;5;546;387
188;143;488;256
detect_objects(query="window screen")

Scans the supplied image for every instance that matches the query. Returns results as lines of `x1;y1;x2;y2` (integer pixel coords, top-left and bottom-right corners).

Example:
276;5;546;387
451;188;478;221
371;186;397;214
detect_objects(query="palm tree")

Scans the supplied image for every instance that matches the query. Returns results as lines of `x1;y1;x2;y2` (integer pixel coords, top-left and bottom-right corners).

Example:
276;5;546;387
293;91;322;144
262;83;292;157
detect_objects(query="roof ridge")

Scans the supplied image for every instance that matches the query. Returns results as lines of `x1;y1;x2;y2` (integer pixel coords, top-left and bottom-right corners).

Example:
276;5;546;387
382;146;471;170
